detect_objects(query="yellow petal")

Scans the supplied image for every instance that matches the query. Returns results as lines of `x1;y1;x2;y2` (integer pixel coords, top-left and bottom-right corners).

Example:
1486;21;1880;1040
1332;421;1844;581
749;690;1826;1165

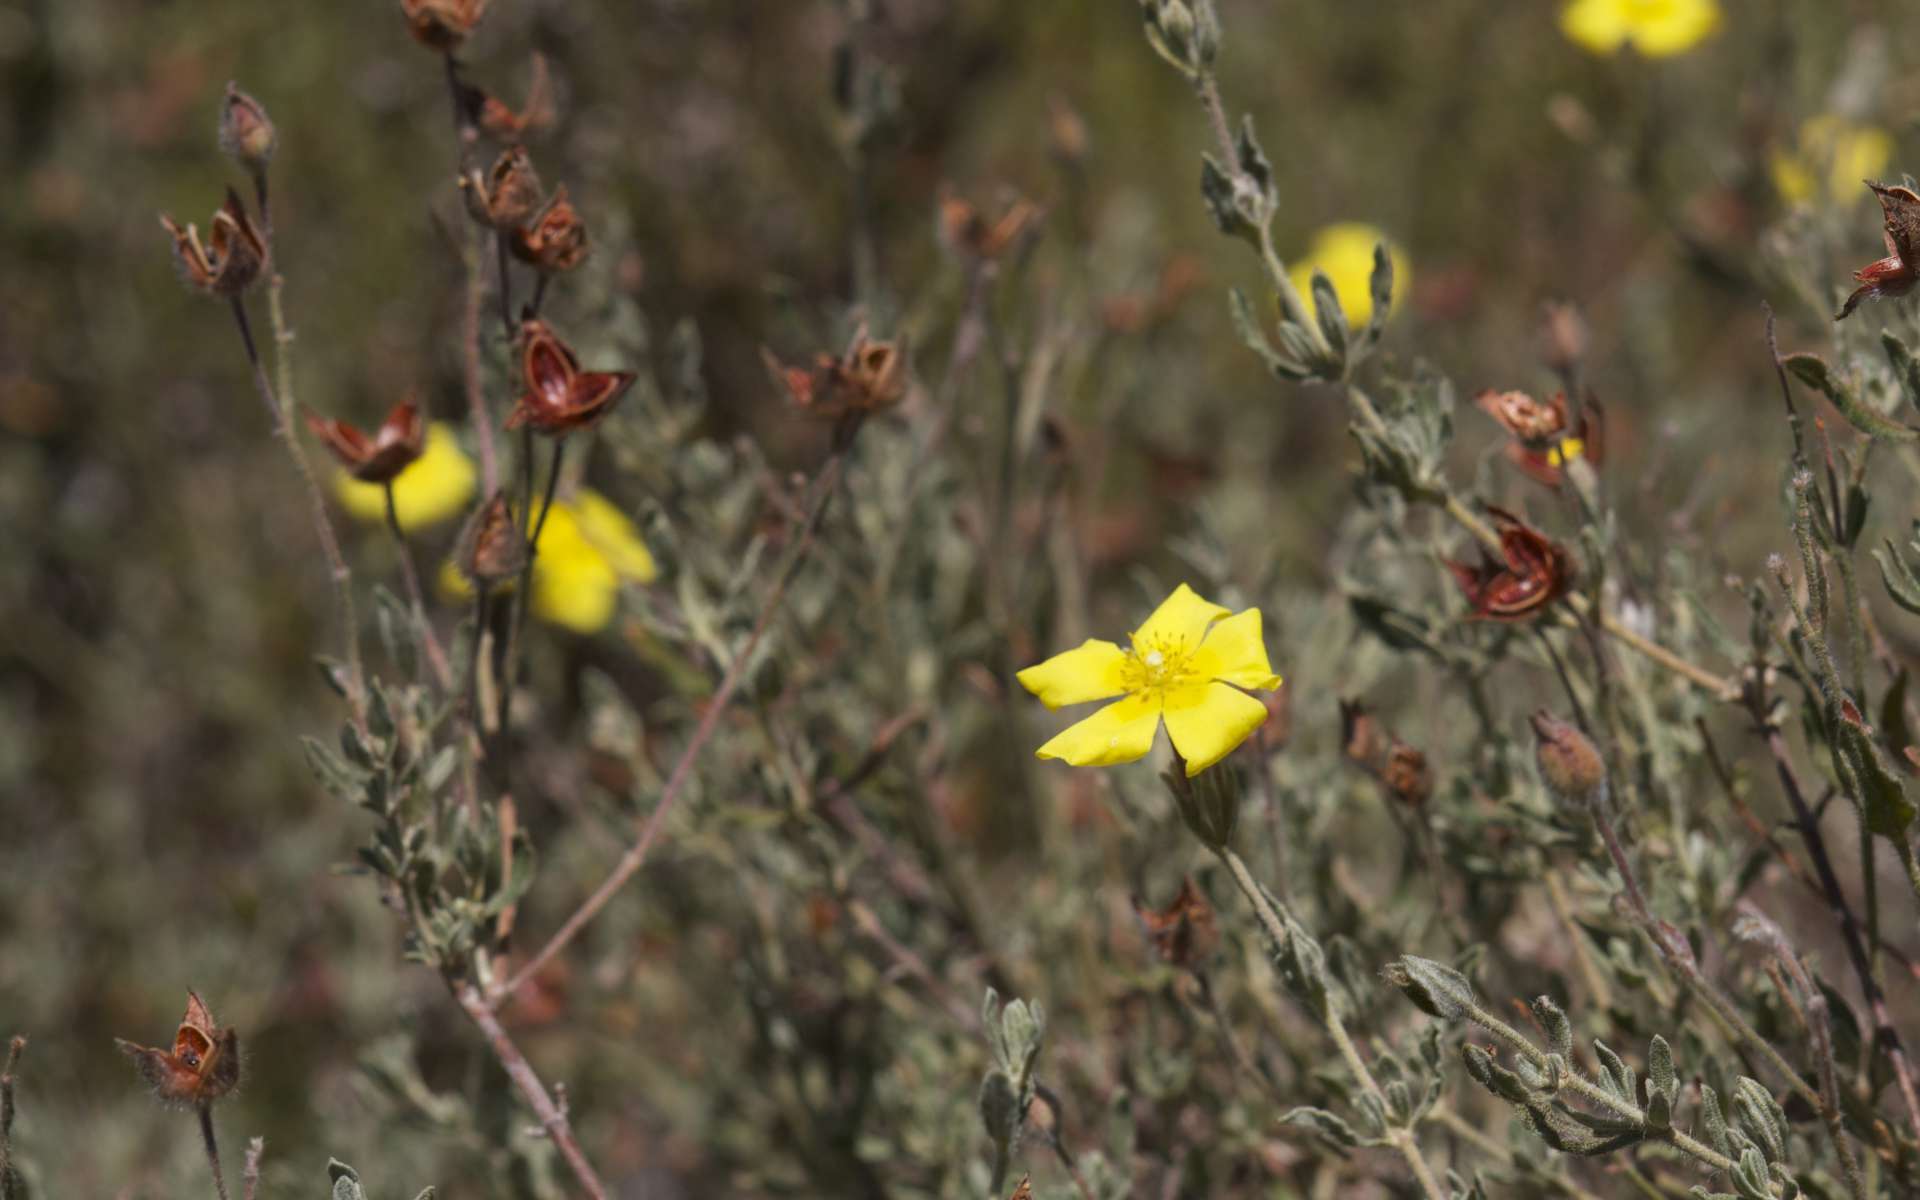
532;551;619;634
335;423;477;528
1287;223;1410;326
571;490;659;582
1016;639;1131;709
1035;693;1162;768
1189;609;1282;691
1626;0;1720;57
1162;682;1269;776
1131;583;1231;655
1560;0;1630;53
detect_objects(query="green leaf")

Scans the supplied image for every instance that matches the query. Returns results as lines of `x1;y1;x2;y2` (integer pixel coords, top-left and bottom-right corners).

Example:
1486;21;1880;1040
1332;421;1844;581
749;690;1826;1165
1365;242;1394;347
1228;288;1311;381
1700;1083;1731;1156
1872;527;1920;615
1593;1040;1631;1101
1529;995;1573;1060
1199;154;1255;243
1785;352;1920;442
1883;330;1920;414
1281;1106;1361;1154
1647;1034;1676;1103
1310;270;1348;368
1387;956;1475;1021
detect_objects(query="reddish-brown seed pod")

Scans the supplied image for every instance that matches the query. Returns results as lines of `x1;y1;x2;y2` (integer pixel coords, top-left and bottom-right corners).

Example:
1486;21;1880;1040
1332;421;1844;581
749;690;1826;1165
115;991;241;1108
503;319;636;436
305;400;426;484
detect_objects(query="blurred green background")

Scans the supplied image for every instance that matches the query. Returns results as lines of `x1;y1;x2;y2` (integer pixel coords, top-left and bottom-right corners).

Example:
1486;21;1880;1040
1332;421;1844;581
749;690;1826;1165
1;0;1916;1194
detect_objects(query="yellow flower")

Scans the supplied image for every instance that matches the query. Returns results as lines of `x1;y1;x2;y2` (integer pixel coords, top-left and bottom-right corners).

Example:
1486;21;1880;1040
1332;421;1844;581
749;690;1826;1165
1770;116;1894;208
439;489;658;634
1017;584;1282;777
1287;223;1410;328
334;422;477;527
1560;0;1720;58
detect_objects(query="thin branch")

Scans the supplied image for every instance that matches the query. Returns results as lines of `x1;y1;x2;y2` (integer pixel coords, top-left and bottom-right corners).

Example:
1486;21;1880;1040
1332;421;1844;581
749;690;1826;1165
231;292;365;724
1750;681;1920;1151
452;982;607;1199
1;1036;23;1200
198;1105;230;1200
242;1137;264;1200
383;483;454;690
493;440;857;1005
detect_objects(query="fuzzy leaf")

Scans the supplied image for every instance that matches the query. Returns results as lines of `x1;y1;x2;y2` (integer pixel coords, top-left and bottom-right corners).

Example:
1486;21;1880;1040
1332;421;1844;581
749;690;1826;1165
1228;288;1311;380
1785;352;1920;442
1529;995;1573;1060
1310;270;1348;368
1281;1106;1361;1153
1647;1035;1676;1103
1388;956;1475;1020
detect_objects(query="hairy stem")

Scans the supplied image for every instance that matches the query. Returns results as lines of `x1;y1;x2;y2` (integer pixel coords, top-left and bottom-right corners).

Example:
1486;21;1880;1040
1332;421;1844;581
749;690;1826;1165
231;291;365;724
198;1105;230;1200
1213;846;1448;1200
1455;995;1747;1179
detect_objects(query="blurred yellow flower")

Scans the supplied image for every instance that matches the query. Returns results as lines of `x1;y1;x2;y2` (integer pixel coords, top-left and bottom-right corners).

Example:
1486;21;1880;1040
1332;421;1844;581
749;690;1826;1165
1560;0;1720;58
1287;223;1409;328
334;422;476;527
1017;583;1282;777
1770;116;1893;208
439;489;658;634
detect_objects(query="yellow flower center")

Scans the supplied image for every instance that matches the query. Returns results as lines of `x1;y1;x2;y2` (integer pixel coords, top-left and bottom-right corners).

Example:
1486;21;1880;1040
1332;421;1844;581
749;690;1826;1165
1122;635;1199;699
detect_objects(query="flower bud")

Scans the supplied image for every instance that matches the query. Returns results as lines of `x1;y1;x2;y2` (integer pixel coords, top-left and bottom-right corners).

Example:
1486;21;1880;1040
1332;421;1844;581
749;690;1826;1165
458;491;527;585
1530;710;1605;805
219;82;276;170
400;0;490;50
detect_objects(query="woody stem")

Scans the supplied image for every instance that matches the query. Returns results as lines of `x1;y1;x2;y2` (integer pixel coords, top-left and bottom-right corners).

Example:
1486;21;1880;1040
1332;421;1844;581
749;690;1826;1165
198;1104;230;1200
383;482;454;691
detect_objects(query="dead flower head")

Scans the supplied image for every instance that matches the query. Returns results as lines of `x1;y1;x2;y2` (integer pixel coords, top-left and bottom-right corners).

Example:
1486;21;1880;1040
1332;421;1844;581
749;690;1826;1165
461;145;544;231
115;991;240;1108
400;0;489;50
1837;181;1920;321
1133;877;1218;970
505;318;636;435
510;185;589;274
457;490;528;585
1340;699;1431;807
478;52;556;140
763;326;907;426
218;82;276;170
1474;388;1602;486
939;187;1043;262
1446;506;1575;621
159;187;267;298
305;399;426;484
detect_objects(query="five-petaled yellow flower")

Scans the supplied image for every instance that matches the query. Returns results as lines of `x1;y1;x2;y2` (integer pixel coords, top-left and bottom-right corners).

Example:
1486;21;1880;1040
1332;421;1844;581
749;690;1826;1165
1287;223;1410;328
1560;0;1720;58
1771;116;1893;208
1017;584;1282;776
335;422;477;527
